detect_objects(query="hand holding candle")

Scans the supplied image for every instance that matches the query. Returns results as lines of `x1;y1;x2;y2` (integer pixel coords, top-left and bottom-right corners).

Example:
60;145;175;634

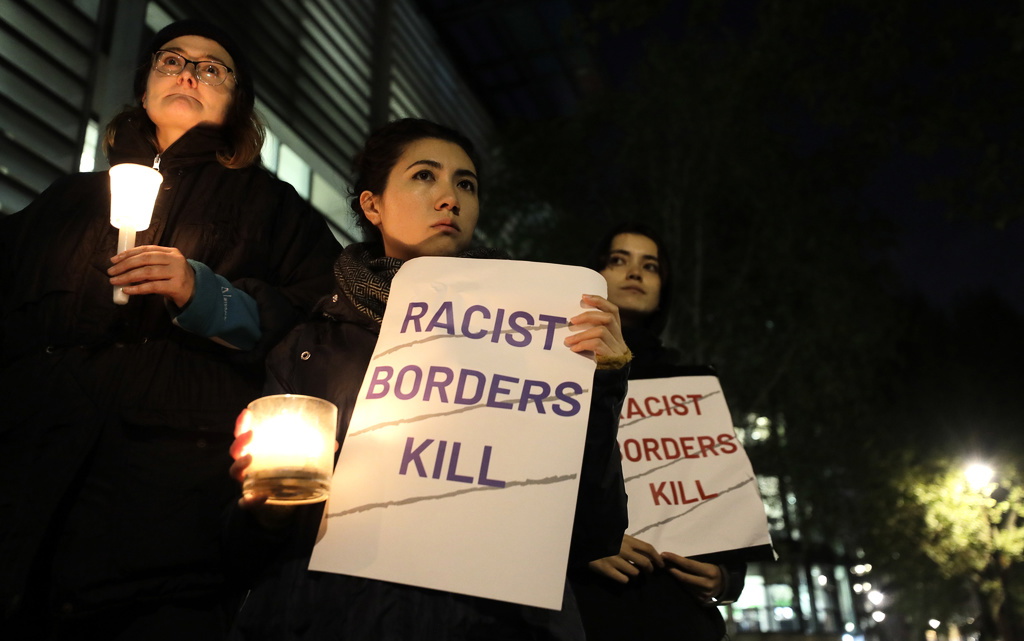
236;394;339;505
108;163;163;304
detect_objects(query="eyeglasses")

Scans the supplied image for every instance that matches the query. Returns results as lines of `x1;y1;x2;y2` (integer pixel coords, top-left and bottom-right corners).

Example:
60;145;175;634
151;50;235;87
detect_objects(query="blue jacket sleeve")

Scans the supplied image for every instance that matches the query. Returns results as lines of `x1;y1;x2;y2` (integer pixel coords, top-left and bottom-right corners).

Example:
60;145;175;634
172;259;261;350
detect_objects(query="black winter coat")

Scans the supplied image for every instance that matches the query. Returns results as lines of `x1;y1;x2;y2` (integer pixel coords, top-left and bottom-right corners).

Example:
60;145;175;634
228;250;629;640
0;119;340;626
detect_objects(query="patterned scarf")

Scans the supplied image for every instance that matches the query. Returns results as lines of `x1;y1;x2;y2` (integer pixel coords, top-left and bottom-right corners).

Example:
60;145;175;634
331;242;512;326
333;243;403;325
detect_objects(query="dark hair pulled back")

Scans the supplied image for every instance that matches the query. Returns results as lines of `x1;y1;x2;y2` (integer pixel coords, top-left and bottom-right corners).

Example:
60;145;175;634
349;118;481;244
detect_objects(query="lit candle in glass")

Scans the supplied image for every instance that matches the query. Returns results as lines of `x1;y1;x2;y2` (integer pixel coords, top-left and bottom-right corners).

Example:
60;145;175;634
241;394;339;505
109;163;163;304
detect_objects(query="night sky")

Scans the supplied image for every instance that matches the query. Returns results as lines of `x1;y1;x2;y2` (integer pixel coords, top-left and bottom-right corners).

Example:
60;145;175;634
422;0;1024;317
869;171;1024;315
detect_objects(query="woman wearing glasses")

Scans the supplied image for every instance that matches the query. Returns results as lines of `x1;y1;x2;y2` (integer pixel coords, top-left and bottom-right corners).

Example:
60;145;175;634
0;19;339;639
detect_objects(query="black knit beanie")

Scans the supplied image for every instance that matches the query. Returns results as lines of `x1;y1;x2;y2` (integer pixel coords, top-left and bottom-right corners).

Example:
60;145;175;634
132;19;254;106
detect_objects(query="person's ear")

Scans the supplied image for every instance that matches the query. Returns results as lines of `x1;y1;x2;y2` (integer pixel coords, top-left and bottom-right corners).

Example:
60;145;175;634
360;191;382;228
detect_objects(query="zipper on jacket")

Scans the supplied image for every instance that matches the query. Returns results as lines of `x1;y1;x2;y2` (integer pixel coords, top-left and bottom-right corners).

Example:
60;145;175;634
152;154;161;171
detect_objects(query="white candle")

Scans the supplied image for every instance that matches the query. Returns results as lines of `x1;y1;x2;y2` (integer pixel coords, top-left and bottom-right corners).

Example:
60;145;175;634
109;163;163;304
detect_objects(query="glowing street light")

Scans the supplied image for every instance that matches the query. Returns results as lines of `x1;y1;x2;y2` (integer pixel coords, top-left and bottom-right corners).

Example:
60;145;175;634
965;462;995;492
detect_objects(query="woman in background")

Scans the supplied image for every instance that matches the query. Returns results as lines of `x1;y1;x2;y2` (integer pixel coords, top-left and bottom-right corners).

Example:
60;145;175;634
569;221;747;641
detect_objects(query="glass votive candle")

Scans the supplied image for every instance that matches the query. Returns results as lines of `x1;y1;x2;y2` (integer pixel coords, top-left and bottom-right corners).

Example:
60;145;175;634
242;394;339;505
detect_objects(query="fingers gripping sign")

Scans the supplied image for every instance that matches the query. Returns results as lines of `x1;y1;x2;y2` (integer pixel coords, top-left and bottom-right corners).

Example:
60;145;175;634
564;294;632;369
587;534;665;584
662;552;725;603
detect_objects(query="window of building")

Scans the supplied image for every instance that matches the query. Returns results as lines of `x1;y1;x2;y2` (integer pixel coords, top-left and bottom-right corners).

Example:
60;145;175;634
79;119;99;172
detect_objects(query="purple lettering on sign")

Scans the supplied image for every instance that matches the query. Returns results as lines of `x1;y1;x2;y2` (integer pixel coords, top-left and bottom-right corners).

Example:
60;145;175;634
455;369;485;405
366;366;394;399
489;308;505;343
537;314;566;351
478;445;506;488
446;441;474;484
394;365;423;400
431;440;447;479
461;304;489;339
424;366;454;402
425;300;456;335
399;437;433;477
552;381;582;417
517;379;550;413
487;373;518;410
400;302;428;333
504;310;533;347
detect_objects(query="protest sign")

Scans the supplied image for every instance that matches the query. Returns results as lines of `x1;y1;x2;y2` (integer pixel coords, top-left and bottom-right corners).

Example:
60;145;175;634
309;256;607;609
620;376;774;562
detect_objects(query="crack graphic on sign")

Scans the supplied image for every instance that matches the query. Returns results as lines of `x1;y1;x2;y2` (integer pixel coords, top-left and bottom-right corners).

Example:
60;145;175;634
373;322;570;360
326;472;578;518
347;387;589;437
629;476;756;537
617;390;721;431
621;440;729;483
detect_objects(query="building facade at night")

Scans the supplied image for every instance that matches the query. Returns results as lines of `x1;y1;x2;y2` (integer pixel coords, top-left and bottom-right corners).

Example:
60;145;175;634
1;0;492;243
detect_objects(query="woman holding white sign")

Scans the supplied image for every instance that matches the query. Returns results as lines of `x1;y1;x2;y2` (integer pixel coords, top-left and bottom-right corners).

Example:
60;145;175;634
570;222;747;641
227;118;632;640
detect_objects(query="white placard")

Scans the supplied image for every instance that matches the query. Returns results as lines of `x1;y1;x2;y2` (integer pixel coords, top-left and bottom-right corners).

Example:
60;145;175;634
309;256;607;609
620;376;773;558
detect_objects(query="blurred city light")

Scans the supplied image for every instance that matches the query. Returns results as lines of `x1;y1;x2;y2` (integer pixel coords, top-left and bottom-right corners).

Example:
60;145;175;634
750;415;772;440
965;462;994;491
872;611;886;623
867;590;884;606
773;606;795;620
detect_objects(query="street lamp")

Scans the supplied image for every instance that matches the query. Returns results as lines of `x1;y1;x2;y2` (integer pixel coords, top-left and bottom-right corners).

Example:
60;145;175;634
965;462;994;492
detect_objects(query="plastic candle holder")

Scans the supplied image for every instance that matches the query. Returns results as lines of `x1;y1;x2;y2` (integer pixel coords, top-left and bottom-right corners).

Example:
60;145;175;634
108;163;162;304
